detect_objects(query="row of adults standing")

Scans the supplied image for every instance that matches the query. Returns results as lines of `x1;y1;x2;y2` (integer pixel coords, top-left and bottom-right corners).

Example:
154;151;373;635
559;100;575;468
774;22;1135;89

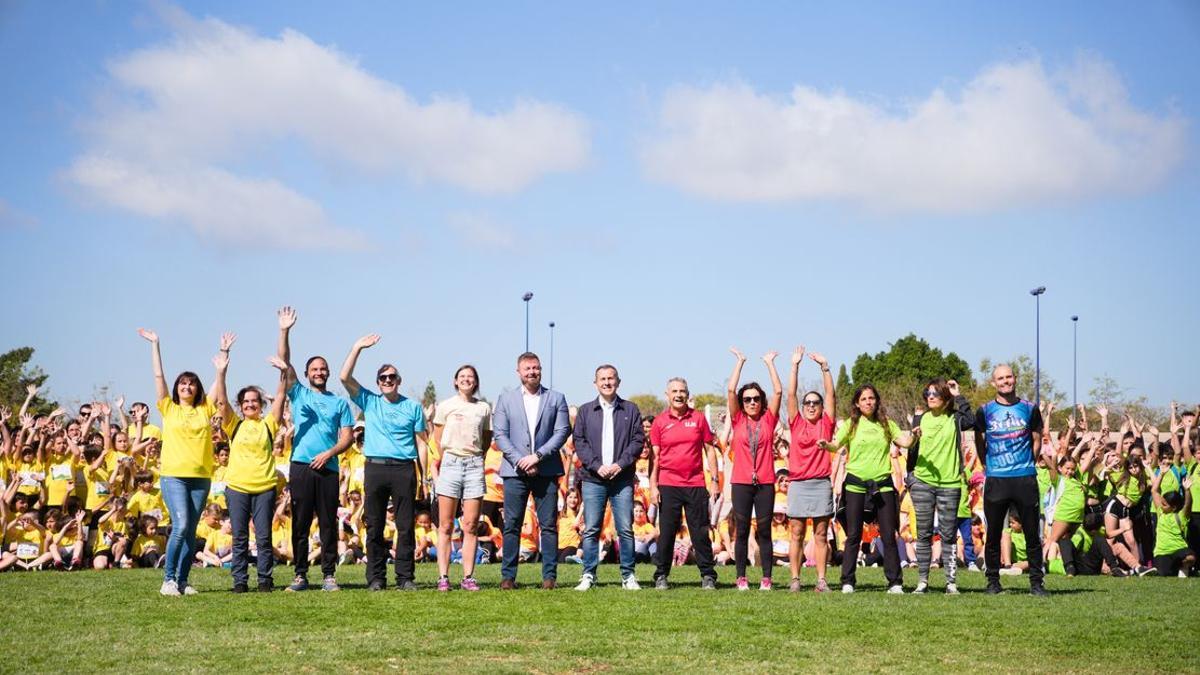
140;306;1048;595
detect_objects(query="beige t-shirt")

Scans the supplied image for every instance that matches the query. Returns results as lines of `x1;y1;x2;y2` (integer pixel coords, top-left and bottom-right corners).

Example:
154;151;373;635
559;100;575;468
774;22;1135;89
433;397;492;458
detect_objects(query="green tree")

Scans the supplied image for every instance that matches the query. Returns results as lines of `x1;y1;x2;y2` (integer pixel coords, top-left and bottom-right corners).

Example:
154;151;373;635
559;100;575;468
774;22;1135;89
847;334;975;425
1087;375;1165;428
422;380;437;409
628;394;666;418
834;364;853;419
975;355;1065;409
0;347;55;417
692;393;724;409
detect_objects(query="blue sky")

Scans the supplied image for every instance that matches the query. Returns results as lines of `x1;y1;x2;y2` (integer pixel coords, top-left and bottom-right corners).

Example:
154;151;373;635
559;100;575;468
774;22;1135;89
1;1;1197;412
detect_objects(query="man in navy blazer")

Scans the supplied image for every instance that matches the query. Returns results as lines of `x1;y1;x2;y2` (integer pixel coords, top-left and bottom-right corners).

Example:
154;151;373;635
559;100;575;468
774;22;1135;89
571;364;644;591
492;351;571;589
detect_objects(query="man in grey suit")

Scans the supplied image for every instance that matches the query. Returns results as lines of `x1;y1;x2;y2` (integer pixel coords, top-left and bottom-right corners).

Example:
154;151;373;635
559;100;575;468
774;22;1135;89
493;351;571;589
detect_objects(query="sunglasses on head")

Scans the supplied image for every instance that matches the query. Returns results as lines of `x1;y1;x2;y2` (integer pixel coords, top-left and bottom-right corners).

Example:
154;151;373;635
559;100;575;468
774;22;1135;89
742;395;762;404
378;374;398;383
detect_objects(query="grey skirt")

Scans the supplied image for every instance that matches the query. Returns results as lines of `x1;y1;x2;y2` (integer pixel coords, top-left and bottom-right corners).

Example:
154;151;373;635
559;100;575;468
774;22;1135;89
787;477;834;518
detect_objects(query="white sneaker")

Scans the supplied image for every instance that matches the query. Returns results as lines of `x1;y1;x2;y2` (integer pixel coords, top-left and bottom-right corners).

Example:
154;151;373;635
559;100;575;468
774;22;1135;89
945;583;959;595
574;573;594;591
182;585;198;596
999;567;1023;576
887;585;905;594
622;575;641;591
160;580;181;597
967;562;981;572
841;584;854;594
912;581;928;594
1180;571;1188;579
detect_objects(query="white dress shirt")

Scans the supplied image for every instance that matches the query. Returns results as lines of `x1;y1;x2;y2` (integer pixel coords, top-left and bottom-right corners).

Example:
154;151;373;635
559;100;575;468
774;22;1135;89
522;388;542;454
599;397;616;466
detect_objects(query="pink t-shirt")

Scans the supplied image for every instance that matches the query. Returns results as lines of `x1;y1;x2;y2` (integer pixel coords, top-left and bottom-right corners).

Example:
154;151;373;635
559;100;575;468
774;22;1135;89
788;412;835;481
730;409;779;486
650;408;714;488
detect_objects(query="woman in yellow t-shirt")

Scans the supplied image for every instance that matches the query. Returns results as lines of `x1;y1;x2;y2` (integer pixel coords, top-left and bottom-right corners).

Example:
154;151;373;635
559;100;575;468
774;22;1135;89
218;356;288;593
138;328;232;596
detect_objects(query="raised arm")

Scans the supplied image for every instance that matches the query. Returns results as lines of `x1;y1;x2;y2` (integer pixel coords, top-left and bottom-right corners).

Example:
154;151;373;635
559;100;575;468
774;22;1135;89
0;407;11;458
276;306;299;390
1151;468;1169;510
762;351;783;417
267;357;289;424
726;347;747;413
17;384;36;420
339;334;380;401
809;352;835;420
137;329;169;401
786;345;806;422
212;332;235;420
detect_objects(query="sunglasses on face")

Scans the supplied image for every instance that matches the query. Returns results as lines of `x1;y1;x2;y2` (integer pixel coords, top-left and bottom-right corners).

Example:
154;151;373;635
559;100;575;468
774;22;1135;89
924;390;942;399
742;396;762;404
802;400;822;407
378;374;398;383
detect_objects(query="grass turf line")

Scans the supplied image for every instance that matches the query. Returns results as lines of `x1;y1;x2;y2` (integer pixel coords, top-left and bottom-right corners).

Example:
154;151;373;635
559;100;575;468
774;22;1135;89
0;563;1196;673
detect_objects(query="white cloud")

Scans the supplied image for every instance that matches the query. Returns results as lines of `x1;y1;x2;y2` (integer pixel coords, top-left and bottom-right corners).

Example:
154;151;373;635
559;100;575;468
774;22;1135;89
640;56;1186;212
69;8;589;248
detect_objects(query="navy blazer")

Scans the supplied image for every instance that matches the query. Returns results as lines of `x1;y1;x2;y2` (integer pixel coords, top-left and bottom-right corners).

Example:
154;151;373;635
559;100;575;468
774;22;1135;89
572;395;644;484
492;385;570;478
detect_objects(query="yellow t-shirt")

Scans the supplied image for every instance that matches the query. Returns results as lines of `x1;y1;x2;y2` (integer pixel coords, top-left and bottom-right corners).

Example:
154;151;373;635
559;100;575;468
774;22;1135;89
272;516;291;547
342;445;366;493
415;524;437;546
93;518;129;552
222;415;280;494
9;523;42;559
157;397;218;478
128;489;169;527
86;464;116;511
45;453;78;506
15;461;44;496
128;422;162;442
634;521;656;540
207;530;233;553
132;534;165;557
195;519;219;544
208;465;228;508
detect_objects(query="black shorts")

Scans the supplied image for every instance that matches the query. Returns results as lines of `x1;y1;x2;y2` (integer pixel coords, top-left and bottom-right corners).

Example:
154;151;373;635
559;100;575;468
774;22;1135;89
1104;498;1129;520
1154;549;1195;577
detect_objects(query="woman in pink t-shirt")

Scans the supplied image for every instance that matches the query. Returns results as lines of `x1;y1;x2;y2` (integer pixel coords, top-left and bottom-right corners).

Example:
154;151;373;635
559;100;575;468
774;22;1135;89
782;343;840;590
726;347;783;591
785;345;837;593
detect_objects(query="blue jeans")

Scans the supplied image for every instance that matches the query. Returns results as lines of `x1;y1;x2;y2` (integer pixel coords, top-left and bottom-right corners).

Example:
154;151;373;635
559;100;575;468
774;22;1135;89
957;517;977;565
161;476;211;587
226;487;276;586
581;478;635;578
501;475;559;581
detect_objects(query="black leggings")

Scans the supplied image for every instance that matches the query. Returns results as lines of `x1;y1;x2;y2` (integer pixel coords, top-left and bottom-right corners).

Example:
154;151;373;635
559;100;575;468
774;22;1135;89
840;489;901;588
732;483;774;579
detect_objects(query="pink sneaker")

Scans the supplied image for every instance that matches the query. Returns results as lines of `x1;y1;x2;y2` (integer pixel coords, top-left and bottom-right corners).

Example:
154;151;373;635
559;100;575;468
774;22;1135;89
813;579;831;593
759;577;773;591
460;577;480;592
735;576;749;591
436;577;451;592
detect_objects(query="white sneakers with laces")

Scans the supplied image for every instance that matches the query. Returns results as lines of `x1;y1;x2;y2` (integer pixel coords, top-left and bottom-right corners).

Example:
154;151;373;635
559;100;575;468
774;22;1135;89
574;573;595;591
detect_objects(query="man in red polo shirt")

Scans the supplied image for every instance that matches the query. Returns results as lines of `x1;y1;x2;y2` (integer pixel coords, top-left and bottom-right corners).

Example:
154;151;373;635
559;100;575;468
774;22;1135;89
650;377;720;590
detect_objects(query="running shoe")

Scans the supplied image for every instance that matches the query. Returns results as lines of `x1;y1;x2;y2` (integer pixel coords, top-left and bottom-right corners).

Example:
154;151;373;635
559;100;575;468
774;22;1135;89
735;576;749;591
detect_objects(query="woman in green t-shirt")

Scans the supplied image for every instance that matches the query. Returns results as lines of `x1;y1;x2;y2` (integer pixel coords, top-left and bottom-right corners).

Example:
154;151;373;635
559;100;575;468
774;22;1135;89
906;378;975;595
819;384;913;593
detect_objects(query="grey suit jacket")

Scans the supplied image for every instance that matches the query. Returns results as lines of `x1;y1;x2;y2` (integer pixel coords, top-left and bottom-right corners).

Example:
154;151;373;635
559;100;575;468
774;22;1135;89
492;385;570;478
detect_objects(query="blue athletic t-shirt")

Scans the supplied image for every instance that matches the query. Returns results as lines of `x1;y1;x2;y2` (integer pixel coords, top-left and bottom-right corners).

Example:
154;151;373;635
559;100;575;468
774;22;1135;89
351;389;426;460
974;399;1042;479
287;382;353;470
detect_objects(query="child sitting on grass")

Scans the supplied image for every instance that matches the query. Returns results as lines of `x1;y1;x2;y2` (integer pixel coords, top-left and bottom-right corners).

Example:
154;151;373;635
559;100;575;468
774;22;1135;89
132;515;166;568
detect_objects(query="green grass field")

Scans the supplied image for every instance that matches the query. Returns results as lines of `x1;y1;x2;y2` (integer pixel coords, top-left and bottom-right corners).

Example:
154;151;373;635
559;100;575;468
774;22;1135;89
1;563;1196;673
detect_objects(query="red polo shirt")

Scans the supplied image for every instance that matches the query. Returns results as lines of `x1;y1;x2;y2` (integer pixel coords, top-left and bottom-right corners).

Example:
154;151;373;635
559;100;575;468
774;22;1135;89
788;411;834;481
650;407;713;488
730;409;779;485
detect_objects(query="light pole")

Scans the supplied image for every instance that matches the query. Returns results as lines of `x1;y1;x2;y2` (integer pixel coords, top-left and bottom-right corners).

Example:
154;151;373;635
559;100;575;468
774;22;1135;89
522;292;533;352
1071;315;1079;412
1030;286;1046;406
548;321;556;389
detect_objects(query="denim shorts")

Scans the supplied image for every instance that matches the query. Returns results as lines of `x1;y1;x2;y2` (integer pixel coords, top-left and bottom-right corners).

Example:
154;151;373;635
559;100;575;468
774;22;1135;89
436;453;486;500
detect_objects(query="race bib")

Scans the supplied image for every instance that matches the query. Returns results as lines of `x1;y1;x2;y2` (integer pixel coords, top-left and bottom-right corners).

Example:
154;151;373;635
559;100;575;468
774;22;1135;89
149;508;163;520
16;543;38;558
20;475;39;488
95;481;111;496
353;468;364;483
50;464;72;480
211;481;226;496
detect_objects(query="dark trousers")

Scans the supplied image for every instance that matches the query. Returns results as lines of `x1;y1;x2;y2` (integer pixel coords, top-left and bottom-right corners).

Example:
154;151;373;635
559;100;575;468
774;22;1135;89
365;461;417;585
731;483;774;579
289;462;339;579
983;475;1044;586
226;487;276;586
501;475;559;581
655;485;715;581
481;499;504;533
1188;514;1200;564
840;489;901;588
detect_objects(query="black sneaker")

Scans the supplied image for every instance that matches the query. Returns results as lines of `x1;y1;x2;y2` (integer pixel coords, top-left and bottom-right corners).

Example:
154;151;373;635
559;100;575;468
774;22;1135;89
1030;584;1049;597
654;576;669;591
1110;568;1129;578
396;580;417;591
232;583;249;594
257;581;274;593
985;582;1003;595
367;580;385;592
